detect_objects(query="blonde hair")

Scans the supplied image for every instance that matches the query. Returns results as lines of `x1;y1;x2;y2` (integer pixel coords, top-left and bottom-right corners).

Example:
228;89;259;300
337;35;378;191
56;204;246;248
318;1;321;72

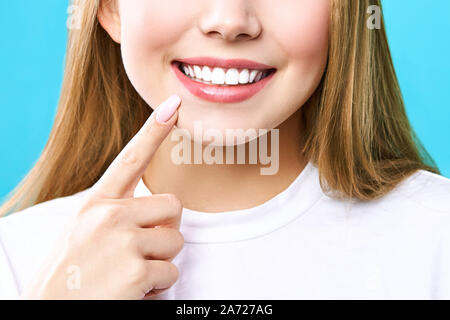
0;0;438;216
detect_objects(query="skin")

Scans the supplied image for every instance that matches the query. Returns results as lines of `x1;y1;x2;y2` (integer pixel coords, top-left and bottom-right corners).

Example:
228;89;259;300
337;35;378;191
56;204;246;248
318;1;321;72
22;98;184;299
99;0;330;212
23;0;330;298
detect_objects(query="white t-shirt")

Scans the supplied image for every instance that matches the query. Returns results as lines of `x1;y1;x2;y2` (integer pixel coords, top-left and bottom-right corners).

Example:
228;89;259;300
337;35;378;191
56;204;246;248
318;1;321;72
1;162;450;299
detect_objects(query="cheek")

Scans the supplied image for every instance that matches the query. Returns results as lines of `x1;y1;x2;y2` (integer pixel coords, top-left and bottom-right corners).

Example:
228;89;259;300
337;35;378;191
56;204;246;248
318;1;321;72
251;0;330;130
267;0;330;65
118;0;191;104
120;0;188;50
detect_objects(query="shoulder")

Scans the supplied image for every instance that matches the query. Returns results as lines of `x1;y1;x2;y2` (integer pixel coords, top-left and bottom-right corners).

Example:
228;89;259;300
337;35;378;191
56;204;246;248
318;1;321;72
319;169;450;241
0;188;91;238
320;168;450;216
0;188;90;296
379;169;450;215
332;169;450;243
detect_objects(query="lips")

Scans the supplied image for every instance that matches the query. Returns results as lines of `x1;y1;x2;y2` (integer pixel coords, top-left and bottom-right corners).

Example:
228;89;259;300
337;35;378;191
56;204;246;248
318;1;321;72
171;57;277;103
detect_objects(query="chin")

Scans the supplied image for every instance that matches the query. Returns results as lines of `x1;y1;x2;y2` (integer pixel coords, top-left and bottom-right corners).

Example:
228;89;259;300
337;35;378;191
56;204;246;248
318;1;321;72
175;112;269;147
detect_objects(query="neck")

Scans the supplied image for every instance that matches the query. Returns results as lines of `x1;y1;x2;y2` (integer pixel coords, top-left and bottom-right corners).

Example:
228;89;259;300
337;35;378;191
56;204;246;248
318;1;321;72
143;109;307;213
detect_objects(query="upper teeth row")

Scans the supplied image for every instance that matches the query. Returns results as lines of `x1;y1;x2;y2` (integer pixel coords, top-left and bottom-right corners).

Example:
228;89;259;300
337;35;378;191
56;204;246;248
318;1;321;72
181;64;265;85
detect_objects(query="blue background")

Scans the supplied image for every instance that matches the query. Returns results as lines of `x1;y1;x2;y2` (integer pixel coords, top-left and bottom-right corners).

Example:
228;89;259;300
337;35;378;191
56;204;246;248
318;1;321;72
1;0;449;201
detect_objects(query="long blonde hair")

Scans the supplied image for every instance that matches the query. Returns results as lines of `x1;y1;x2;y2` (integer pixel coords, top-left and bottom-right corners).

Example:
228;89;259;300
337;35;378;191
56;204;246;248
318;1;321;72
0;0;438;216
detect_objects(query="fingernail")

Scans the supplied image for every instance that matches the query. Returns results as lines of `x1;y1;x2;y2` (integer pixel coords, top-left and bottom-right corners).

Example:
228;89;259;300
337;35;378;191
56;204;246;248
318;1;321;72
155;95;181;124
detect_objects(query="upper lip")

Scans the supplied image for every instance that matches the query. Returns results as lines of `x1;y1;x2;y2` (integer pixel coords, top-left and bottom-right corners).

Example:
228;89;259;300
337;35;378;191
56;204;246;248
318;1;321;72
173;57;275;70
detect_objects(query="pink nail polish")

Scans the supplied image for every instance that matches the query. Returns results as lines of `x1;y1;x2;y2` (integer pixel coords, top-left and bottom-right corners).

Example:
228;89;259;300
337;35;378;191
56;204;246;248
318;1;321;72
155;95;181;123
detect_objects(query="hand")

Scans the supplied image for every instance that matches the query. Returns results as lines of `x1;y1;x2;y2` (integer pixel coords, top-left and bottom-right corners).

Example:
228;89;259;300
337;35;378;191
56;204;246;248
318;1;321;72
22;95;183;300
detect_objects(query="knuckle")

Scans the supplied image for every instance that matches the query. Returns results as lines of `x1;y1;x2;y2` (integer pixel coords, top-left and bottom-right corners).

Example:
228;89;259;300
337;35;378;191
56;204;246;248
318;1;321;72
77;197;98;217
105;202;122;216
128;260;147;285
170;230;185;253
119;148;140;167
75;201;101;226
164;193;183;214
79;200;125;230
142;119;155;135
101;203;123;226
121;230;138;250
167;262;179;282
149;261;179;283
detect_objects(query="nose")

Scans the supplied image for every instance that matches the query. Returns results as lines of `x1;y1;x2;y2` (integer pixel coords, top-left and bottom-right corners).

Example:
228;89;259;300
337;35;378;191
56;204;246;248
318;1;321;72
197;0;262;42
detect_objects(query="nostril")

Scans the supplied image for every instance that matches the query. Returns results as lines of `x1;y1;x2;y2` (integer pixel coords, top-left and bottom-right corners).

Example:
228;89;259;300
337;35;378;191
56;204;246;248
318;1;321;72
235;33;254;41
206;31;224;40
205;30;254;42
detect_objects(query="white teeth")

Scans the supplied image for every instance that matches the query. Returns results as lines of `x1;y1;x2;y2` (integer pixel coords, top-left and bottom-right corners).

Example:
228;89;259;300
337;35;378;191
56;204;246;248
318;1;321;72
211;67;225;84
225;68;239;85
183;65;190;76
255;71;263;82
187;65;195;78
239;69;250;84
193;65;203;79
180;63;270;85
202;66;211;81
249;70;258;83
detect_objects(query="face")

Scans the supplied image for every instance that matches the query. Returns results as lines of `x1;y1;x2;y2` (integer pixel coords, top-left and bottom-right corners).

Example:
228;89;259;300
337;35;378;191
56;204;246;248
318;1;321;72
101;0;330;145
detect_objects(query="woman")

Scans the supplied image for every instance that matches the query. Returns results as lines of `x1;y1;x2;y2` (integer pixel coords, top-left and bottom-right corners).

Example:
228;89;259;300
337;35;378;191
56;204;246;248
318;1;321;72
1;0;449;299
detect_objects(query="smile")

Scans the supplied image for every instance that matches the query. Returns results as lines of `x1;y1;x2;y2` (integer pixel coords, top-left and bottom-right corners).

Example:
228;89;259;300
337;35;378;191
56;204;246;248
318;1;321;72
171;57;277;103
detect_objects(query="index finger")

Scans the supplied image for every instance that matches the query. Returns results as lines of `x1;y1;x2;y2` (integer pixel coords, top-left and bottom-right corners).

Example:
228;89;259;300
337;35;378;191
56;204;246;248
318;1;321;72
90;95;182;199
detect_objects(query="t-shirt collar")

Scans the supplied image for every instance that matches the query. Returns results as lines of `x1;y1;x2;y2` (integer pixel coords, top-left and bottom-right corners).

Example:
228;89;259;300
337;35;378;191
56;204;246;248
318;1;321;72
134;161;324;243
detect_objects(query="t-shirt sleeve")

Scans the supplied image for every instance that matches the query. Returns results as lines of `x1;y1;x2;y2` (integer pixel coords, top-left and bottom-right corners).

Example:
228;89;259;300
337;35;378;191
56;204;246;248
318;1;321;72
0;234;20;299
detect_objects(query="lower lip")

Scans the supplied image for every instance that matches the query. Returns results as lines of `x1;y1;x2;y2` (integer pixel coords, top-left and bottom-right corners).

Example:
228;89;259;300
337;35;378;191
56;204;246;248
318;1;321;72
171;62;276;103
